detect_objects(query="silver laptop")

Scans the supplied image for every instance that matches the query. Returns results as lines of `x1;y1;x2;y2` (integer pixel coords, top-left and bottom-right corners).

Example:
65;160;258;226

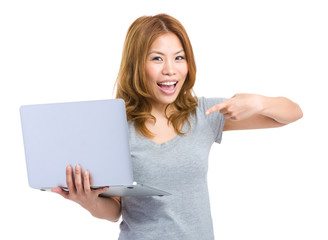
20;99;170;197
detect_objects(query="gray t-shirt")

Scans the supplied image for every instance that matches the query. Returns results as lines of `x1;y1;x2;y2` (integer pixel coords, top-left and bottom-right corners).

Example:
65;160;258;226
118;97;226;240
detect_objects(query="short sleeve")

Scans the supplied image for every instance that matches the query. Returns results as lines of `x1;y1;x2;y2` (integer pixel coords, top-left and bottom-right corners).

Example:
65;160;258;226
198;97;226;144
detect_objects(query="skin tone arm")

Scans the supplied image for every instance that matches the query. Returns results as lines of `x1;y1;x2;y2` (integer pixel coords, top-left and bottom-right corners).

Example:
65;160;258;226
205;93;303;131
51;165;122;222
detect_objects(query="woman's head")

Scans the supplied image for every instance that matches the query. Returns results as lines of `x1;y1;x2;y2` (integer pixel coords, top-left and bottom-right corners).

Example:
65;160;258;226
145;32;188;108
115;14;198;137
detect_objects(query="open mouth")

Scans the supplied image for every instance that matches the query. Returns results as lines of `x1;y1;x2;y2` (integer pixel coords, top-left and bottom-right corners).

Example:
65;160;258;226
157;81;178;95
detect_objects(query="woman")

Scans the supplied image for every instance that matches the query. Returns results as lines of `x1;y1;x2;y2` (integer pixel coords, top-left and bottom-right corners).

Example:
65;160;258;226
52;14;303;239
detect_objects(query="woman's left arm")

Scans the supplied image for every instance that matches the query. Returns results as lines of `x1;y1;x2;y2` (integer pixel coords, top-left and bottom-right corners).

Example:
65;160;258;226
205;94;303;131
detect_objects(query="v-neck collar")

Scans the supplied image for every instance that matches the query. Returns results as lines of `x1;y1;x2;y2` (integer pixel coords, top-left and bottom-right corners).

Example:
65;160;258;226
140;132;182;148
132;120;189;149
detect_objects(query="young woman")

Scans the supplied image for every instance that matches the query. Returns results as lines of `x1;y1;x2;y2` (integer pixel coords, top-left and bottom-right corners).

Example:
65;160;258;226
52;14;303;239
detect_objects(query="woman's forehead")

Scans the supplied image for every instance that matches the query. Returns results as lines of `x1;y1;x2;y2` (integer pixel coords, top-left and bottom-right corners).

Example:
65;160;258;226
148;33;184;54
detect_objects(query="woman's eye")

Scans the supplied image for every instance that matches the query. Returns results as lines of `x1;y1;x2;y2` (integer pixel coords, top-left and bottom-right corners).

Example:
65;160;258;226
176;56;185;61
153;57;163;61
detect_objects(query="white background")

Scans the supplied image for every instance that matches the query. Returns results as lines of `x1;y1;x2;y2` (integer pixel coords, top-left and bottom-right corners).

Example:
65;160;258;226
1;0;327;239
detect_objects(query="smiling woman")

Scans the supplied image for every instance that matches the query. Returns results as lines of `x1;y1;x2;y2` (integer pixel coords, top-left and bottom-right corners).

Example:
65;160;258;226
115;14;198;139
51;13;303;240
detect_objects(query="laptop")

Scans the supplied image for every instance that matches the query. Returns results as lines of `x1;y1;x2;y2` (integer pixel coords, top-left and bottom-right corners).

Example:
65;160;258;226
20;99;171;197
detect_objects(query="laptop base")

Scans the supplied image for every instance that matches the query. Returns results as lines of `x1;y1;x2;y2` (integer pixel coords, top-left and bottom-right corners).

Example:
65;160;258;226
100;182;171;197
39;182;171;197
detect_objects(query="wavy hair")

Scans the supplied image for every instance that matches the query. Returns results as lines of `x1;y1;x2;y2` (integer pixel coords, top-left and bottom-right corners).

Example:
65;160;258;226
114;14;198;138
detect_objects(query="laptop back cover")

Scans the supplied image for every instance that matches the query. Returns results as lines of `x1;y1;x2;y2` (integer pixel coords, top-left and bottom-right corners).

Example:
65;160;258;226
20;99;134;189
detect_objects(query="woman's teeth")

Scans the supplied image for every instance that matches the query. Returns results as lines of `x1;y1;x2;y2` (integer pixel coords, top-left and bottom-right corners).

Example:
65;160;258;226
158;81;177;86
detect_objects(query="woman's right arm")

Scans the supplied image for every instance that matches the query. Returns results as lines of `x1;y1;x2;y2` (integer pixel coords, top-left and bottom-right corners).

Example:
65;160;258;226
51;164;122;222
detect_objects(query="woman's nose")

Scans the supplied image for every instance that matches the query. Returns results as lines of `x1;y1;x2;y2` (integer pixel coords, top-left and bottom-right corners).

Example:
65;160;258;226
162;60;175;76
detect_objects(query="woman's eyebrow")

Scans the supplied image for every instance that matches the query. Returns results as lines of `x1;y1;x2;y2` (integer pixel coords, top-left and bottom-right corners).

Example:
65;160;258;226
175;49;185;55
148;51;164;56
148;49;185;55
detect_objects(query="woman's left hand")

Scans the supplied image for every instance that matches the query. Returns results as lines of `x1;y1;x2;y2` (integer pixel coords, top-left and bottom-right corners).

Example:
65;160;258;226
206;93;264;121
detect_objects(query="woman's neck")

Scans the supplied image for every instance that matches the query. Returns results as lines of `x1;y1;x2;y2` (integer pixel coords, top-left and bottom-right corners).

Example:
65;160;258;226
150;102;175;120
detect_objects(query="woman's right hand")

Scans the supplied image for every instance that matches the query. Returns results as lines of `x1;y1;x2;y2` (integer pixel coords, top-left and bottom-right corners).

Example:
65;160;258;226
51;164;109;213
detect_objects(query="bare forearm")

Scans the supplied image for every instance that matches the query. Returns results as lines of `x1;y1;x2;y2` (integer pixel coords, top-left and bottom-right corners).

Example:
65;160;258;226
88;196;122;222
260;96;303;124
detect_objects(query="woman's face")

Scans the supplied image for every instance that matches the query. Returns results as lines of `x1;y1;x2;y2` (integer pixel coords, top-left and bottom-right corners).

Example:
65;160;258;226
145;32;188;109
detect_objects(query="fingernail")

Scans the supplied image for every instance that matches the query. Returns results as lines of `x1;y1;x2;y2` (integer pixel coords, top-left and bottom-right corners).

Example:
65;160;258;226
84;170;88;177
206;111;210;115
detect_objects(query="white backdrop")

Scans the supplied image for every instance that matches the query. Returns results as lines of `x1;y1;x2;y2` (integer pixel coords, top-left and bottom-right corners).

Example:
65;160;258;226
1;0;327;239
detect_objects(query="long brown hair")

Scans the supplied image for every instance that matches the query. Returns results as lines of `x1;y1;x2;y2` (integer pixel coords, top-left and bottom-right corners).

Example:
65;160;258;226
114;14;198;138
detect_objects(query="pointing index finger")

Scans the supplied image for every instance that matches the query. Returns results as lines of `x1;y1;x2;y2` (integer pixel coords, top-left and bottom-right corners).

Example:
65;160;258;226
205;101;227;115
